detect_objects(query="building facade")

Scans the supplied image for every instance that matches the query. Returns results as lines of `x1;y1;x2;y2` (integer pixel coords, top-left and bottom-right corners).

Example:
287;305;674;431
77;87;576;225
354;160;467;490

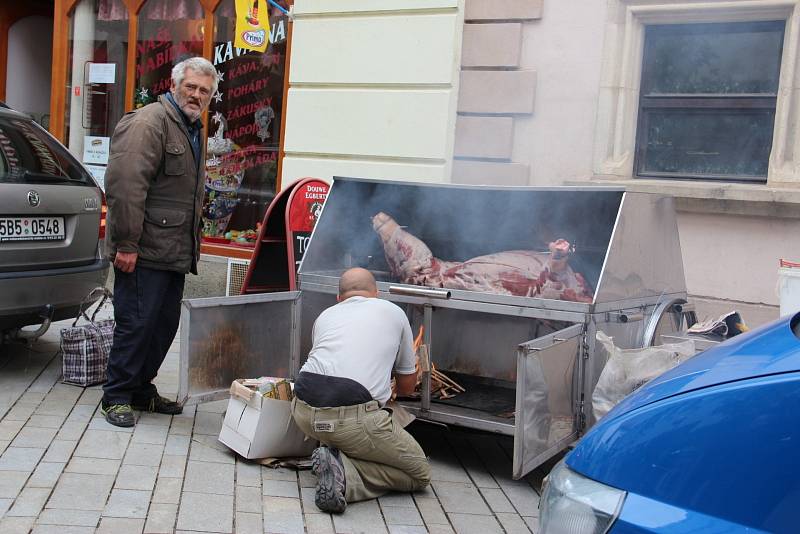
283;0;800;326
2;0;797;323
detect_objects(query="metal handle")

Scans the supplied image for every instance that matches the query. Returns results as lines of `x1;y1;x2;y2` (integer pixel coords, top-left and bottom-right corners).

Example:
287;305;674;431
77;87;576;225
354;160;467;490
389;286;451;299
672;302;695;314
615;312;644;323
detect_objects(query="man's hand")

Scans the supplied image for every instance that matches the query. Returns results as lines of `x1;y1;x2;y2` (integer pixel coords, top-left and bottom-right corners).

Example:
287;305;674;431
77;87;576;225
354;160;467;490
114;251;138;273
395;372;418;397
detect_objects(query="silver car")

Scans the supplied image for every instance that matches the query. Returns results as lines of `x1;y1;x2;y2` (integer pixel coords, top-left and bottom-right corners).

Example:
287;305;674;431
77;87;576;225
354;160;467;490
0;104;109;341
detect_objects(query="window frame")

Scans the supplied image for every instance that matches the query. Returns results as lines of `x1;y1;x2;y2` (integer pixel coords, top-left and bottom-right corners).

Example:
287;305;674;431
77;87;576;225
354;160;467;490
633;20;785;183
593;0;800;188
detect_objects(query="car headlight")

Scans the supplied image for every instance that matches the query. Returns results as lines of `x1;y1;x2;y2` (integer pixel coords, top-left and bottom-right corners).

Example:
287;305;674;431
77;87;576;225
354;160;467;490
540;459;626;534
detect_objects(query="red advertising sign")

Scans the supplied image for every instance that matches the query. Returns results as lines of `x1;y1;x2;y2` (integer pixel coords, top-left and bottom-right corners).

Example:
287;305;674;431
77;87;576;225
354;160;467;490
287;181;328;233
287;180;329;277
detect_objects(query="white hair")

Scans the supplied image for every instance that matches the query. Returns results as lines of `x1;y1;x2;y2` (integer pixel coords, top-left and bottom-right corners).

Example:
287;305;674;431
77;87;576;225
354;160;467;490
171;57;219;94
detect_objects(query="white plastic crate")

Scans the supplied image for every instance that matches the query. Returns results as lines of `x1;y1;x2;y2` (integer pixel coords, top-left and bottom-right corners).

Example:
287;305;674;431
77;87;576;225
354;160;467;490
779;260;800;317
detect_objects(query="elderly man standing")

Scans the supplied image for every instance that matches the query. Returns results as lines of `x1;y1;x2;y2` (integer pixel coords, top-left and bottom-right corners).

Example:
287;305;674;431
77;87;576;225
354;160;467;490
291;268;431;513
101;57;218;427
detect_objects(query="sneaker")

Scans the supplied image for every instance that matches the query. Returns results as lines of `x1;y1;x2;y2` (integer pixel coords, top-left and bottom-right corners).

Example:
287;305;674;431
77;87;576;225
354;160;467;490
131;395;183;415
312;447;347;513
101;403;135;427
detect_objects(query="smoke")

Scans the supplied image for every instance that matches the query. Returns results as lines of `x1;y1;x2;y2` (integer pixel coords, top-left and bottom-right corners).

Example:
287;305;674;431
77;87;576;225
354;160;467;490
301;178;623;289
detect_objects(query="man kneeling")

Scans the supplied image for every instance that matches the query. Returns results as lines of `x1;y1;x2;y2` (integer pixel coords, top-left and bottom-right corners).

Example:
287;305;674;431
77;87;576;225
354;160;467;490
291;268;431;513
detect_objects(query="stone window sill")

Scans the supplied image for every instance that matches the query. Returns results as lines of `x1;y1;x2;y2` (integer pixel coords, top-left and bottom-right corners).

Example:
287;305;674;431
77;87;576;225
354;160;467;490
569;176;800;219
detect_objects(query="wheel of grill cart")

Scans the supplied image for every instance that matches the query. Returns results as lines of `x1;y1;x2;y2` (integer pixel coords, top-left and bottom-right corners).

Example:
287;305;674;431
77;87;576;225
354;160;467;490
643;298;698;347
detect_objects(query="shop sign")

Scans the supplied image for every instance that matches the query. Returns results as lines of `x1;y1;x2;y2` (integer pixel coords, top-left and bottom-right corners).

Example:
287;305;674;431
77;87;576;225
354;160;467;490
88;63;116;84
235;0;270;52
287;180;329;271
212;18;286;65
82;136;110;165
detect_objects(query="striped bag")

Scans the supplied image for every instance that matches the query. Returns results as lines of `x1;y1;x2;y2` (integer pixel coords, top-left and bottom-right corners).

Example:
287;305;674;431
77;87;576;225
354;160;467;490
60;287;114;387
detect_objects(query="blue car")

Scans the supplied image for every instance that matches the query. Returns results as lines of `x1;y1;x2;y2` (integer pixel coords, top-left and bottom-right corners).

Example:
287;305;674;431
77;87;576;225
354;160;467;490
539;313;800;534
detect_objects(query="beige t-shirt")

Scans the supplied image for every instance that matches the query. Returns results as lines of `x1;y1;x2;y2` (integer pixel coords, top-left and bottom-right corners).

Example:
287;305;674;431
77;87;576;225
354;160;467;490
300;296;416;405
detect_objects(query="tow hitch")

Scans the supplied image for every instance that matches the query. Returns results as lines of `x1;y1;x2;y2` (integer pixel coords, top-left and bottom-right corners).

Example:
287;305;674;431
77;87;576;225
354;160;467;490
4;305;55;344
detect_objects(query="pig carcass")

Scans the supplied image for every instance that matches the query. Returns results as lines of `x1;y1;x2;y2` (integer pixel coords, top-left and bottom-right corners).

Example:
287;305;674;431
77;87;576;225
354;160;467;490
372;212;593;302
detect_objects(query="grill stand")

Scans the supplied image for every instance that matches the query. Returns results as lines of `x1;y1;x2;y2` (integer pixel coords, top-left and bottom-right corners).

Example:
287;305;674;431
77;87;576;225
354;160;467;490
178;178;694;480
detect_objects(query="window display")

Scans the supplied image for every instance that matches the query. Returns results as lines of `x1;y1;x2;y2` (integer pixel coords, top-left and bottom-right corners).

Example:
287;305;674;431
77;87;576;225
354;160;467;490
58;0;291;257
203;0;289;248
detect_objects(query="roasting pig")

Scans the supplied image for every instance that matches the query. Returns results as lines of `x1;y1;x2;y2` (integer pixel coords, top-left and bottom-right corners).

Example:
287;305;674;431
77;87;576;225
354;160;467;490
372;212;593;302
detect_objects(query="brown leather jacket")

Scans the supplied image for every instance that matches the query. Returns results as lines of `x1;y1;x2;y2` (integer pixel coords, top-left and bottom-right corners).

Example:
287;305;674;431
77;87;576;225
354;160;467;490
105;95;205;274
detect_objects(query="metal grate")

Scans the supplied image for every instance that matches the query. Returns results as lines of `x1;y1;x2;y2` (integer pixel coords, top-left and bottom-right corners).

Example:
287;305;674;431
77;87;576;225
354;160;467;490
226;258;251;296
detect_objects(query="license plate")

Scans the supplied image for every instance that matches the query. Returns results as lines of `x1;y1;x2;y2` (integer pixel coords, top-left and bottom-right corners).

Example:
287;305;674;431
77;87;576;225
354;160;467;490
0;217;66;242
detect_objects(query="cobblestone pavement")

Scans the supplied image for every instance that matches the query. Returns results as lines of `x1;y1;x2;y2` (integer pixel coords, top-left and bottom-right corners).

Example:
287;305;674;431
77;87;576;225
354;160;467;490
0;314;544;533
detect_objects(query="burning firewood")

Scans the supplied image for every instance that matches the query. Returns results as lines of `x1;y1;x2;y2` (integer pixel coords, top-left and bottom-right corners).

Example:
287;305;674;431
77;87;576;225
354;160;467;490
419;361;463;400
431;364;465;393
393;326;465;400
413;326;425;352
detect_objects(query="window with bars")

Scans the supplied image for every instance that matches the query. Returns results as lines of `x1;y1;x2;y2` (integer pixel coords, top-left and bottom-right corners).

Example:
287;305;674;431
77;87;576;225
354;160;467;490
635;21;786;183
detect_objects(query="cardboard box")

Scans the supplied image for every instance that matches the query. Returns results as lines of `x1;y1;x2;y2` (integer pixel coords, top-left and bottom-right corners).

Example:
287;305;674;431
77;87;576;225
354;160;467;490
218;379;316;459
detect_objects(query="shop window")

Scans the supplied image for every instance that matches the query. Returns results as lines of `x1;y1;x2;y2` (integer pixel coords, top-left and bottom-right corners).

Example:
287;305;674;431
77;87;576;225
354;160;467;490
65;0;129;184
201;0;289;248
134;0;204;109
635;21;785;182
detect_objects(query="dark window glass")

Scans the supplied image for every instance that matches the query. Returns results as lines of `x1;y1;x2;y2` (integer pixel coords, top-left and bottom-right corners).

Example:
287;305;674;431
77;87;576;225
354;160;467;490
64;0;129;161
201;0;289;246
0;118;90;184
642;22;783;95
640;110;774;178
133;0;204;107
635;21;785;182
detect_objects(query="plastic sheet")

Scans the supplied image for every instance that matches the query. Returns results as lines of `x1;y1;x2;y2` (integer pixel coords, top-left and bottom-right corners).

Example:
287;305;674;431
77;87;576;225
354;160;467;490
592;332;695;422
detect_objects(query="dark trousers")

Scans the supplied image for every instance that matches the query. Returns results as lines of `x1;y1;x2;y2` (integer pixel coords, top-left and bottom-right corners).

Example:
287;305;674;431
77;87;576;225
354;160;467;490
103;266;185;404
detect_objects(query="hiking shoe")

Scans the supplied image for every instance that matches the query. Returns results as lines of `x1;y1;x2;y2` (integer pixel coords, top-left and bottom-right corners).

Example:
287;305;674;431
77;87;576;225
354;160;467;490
101;403;135;427
312;447;347;513
131;395;183;415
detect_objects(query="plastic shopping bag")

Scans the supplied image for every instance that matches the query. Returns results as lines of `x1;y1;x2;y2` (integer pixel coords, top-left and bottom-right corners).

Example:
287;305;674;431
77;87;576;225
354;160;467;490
592;332;695;422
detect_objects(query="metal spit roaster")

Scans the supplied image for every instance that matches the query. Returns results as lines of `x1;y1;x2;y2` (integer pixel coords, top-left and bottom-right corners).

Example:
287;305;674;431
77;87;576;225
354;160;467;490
178;178;694;479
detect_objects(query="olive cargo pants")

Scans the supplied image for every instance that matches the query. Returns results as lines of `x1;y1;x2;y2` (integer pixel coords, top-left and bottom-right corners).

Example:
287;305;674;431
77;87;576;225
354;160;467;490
291;398;431;502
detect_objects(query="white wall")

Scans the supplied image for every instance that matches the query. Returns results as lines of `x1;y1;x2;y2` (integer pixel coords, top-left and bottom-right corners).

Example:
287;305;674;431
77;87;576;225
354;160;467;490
679;212;800;307
6;16;53;121
513;1;607;185
281;0;464;188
